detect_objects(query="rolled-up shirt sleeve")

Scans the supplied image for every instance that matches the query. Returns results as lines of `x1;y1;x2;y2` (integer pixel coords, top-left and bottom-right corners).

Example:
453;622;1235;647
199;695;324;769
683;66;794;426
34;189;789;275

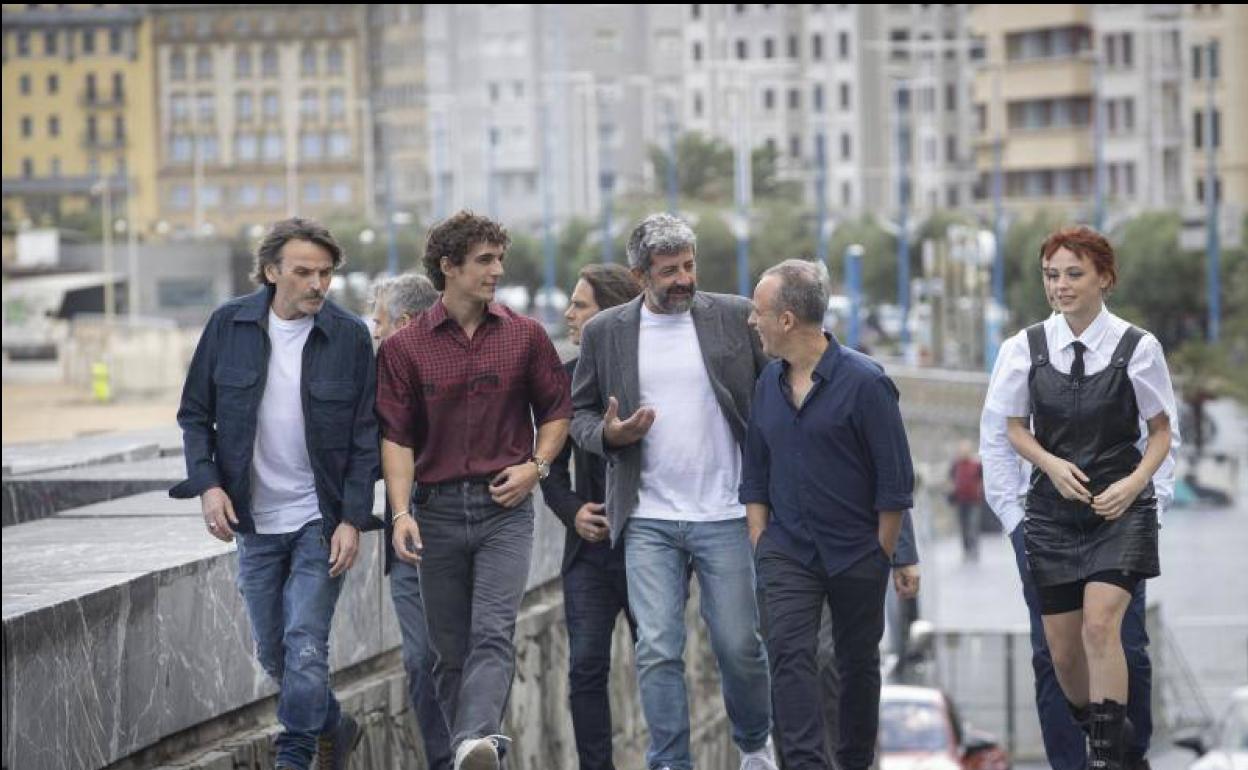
376;335;417;448
738;379;772;506
983;332;1031;418
860;375;915;512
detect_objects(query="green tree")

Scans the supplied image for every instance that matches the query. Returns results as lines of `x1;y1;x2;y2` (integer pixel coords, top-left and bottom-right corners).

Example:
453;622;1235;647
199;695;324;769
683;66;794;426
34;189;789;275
648;132;734;202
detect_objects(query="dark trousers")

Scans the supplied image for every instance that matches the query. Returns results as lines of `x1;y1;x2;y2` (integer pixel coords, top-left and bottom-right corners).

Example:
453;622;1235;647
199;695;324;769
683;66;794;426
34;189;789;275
1010;525;1151;767
563;555;635;770
416;481;535;748
956;502;982;560
757;538;890;770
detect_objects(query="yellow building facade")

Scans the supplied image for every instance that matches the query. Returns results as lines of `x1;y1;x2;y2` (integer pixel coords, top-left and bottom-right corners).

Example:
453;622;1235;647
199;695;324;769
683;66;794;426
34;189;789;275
2;4;159;235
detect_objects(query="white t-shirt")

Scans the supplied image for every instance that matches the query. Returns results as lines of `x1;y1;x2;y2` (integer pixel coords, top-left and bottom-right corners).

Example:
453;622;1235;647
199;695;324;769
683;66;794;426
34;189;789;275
633;304;745;522
251;309;322;534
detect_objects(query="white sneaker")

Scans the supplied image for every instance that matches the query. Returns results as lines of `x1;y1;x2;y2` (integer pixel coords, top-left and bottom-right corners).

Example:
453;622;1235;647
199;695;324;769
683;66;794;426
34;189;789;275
739;739;779;770
453;735;507;770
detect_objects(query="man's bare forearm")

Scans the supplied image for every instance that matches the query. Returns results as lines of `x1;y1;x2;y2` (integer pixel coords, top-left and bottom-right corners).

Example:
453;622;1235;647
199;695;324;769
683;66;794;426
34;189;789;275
381;439;416;514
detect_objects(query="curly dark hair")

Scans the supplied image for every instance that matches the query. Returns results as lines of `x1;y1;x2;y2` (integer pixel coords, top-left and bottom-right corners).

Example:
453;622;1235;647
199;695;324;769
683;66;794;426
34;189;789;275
422;211;511;291
251;217;344;286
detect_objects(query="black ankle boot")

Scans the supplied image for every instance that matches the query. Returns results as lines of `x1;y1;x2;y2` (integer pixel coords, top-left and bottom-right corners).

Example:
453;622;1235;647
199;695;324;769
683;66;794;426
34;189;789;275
1088;700;1128;770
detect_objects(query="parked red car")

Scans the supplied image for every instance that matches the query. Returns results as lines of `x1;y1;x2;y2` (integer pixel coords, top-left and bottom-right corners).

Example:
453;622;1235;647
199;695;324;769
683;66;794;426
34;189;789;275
879;685;1011;770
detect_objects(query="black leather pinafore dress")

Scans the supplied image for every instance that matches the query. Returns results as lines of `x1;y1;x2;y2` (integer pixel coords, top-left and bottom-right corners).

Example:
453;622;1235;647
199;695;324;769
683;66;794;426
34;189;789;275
1022;323;1160;588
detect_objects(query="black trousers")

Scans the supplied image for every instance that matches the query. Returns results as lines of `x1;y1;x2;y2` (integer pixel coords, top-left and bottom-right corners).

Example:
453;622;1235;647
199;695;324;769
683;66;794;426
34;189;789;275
757;537;890;770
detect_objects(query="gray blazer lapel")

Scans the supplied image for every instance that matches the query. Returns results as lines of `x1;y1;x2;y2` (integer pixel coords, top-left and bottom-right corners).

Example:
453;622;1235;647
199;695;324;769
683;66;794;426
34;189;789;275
615;296;642;411
690;293;736;413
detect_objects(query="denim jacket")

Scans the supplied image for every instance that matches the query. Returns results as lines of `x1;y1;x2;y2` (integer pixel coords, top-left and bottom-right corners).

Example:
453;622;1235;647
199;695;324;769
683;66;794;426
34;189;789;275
170;286;381;536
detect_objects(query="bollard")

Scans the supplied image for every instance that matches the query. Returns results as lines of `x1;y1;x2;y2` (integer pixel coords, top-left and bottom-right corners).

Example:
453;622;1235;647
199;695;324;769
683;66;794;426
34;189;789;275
92;360;112;403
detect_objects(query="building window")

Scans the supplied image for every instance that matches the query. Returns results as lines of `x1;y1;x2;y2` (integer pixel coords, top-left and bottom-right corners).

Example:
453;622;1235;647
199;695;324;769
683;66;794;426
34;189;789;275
109;28;123;55
303;181;322;205
19;74;31;95
841;181;851;208
47;74;58;94
301;45;317;76
300;132;324;160
1193;109;1204;148
328;88;345;120
196;92;215;123
840;132;851;160
946;135;957;163
945;83;957;112
812;33;823;60
20;116;32;139
692;41;702;62
813;83;824;112
763;88;775;111
263;91;280;119
86;73;98;102
789;88;800;110
264;182;283;207
171;50;187;81
87;116;98;143
195;49;212;79
691;4;701;20
263;133;284;161
171;93;190;122
693;91;704;117
50;157;61;177
328;132;350;158
236;91;254;121
839;82;850;110
736;39;748;60
788;34;798;58
764;37;775;59
170;135;193;162
838;31;849;60
114;115;126;142
44;30;57;56
262;46;279;78
170;185;191;211
236;49;252;78
83;28;96;55
17;31;31;56
49;115;59;137
331;181;351;205
237;184;259;207
301;89;320;120
1208;40;1220;80
113;72;125;101
157;279;215;309
790;134;801;159
236;133;258;161
327;45;344;76
200;135;219;163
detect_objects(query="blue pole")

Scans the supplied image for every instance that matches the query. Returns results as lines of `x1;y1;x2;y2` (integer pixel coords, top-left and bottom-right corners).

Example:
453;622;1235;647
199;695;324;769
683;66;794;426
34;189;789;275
1205;39;1221;343
896;83;911;348
734;114;750;297
845;244;863;350
1093;48;1105;231
815;132;829;268
382;128;398;276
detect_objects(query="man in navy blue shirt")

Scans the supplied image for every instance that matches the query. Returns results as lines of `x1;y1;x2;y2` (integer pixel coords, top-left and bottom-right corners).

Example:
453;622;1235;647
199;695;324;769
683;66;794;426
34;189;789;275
740;260;915;770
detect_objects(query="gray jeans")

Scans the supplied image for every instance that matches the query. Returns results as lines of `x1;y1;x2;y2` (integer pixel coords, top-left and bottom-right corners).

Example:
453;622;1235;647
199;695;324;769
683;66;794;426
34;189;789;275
415;479;534;748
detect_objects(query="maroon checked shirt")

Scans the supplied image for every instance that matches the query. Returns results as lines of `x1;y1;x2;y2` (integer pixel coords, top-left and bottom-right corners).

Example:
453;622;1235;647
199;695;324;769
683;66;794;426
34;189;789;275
376;299;571;485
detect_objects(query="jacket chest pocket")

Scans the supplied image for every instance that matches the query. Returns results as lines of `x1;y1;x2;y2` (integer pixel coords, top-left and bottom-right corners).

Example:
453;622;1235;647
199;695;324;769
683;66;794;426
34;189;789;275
308;379;355;449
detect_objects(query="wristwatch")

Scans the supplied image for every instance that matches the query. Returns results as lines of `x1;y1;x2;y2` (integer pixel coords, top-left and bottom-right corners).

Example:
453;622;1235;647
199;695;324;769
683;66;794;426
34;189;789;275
531;456;551;481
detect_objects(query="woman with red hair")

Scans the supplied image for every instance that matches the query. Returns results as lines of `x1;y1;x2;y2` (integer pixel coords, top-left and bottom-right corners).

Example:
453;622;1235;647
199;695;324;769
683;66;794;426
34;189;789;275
982;225;1178;769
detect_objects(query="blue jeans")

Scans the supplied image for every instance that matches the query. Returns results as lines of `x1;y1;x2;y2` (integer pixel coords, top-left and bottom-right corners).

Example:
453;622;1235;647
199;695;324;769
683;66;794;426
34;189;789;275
390;559;454;770
1010;525;1151;767
625;518;772;770
236;521;344;770
564;553;635;770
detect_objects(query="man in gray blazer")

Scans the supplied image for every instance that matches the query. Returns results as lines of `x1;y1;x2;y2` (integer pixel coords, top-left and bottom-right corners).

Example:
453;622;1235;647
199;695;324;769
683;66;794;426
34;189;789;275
570;213;777;770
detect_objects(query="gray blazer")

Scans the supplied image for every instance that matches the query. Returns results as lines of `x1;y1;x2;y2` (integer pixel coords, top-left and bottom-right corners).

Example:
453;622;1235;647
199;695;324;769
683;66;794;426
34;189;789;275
570;291;769;544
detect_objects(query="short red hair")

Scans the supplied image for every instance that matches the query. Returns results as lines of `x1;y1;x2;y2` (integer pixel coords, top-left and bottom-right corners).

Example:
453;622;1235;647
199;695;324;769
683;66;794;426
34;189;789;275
1038;225;1118;290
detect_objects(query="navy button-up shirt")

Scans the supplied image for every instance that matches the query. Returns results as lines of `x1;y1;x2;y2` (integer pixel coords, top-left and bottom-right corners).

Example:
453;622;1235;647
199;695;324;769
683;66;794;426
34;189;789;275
739;335;915;577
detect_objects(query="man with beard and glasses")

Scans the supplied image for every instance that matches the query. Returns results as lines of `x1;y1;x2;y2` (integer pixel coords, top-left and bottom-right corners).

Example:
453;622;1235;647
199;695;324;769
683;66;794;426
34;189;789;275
172;217;381;770
570;213;777;770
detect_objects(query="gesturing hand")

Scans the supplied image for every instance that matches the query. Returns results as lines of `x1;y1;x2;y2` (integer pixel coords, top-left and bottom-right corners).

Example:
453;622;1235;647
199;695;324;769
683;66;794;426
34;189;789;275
1042;457;1092;504
602;396;656;448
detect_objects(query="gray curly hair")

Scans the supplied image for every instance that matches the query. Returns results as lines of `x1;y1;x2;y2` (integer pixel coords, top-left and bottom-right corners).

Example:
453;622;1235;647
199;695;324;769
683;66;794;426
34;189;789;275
626;213;696;274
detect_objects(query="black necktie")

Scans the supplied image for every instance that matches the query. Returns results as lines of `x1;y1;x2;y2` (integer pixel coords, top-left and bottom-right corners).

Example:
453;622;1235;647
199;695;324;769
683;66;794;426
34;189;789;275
1071;341;1086;381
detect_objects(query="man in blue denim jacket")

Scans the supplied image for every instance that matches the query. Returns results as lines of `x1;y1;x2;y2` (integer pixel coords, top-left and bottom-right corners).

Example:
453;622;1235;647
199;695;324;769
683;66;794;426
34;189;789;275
170;217;380;770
